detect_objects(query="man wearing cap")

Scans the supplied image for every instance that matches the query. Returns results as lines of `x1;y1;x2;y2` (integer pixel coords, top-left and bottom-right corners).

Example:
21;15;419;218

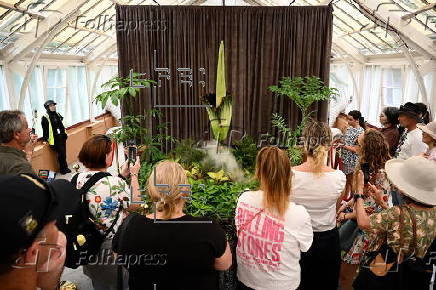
418;121;436;161
0;110;37;175
41;100;70;175
395;102;428;160
0;174;79;289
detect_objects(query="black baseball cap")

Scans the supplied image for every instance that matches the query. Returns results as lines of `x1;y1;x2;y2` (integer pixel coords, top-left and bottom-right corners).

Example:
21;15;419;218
398;102;420;120
44;100;57;109
0;174;79;261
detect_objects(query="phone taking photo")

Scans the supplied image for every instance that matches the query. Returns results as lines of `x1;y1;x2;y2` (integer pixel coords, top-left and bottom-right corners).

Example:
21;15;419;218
128;146;137;165
361;162;370;185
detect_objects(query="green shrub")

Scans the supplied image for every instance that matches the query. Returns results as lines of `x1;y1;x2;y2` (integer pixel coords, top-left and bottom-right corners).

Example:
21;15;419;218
231;136;258;173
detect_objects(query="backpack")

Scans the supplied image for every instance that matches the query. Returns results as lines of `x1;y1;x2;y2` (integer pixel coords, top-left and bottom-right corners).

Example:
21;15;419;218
63;172;122;269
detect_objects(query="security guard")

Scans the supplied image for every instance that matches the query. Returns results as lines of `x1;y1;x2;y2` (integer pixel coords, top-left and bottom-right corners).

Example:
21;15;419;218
41;100;71;174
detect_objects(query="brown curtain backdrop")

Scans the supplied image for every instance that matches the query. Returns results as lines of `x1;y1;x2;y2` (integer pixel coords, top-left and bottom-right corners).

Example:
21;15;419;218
116;5;333;151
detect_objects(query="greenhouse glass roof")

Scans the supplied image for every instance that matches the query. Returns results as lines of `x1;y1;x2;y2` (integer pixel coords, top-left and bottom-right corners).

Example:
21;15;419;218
0;0;434;62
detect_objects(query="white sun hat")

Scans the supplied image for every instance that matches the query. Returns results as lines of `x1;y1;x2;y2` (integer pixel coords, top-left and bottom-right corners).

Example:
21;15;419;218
385;156;436;206
417;121;436;140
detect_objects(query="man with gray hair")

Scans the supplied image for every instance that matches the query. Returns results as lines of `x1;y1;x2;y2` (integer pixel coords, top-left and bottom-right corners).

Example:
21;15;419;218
0;110;36;175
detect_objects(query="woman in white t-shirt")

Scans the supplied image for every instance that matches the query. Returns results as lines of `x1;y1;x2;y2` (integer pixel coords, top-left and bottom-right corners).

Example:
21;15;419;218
235;146;313;290
292;121;346;290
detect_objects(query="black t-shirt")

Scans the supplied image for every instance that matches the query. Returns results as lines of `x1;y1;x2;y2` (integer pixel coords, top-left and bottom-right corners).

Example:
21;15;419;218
112;214;227;290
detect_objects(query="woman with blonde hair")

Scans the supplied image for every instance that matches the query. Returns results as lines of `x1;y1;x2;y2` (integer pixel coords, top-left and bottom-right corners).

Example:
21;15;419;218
112;161;232;290
292;120;346;290
235;146;313;290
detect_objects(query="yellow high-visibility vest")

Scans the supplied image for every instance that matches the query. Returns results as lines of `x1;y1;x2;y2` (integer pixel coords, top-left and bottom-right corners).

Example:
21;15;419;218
44;114;54;145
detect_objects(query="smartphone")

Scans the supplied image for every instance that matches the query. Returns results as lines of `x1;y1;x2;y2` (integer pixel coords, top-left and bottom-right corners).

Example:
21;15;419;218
128;146;137;165
361;162;370;185
31;128;36;134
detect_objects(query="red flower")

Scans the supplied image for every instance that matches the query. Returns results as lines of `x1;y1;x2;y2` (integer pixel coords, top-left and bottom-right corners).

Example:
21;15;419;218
95;196;102;203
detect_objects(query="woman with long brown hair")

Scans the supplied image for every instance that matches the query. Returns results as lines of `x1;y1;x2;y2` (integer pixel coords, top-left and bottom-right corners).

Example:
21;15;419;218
337;129;392;290
235;146;313;290
292;120;346;290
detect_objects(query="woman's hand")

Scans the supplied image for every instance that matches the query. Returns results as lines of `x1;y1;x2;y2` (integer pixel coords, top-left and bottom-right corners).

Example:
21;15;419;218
120;162;130;178
130;156;141;177
367;182;388;209
337;212;347;223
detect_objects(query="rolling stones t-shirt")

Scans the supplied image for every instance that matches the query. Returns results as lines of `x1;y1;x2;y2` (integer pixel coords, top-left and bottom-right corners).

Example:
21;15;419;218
235;190;313;290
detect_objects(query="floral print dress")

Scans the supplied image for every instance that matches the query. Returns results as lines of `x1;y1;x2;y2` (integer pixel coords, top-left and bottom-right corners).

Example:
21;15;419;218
343;170;391;265
366;205;436;259
342;127;364;175
76;171;130;239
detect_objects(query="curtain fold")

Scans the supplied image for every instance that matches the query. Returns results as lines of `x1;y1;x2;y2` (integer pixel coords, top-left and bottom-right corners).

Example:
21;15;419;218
116;5;333;151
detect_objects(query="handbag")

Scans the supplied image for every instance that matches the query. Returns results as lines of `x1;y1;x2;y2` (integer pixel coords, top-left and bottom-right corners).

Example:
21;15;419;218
366;206;417;277
339;219;360;252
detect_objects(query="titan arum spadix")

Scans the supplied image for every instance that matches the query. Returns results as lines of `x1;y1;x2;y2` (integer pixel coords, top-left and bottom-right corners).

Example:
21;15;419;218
203;41;232;143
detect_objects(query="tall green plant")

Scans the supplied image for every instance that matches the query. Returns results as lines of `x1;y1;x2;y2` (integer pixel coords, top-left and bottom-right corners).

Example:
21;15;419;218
269;76;337;165
269;76;337;120
94;73;155;115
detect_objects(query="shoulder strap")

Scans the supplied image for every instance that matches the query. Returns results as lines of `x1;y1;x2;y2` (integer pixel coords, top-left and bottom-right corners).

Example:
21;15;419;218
399;206;405;251
403;206;418;253
78;171;122;237
80;172;112;193
71;173;79;187
103;204;123;238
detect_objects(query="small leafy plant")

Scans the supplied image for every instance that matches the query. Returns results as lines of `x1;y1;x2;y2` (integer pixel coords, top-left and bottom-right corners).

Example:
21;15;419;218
167;139;206;170
231;135;258;174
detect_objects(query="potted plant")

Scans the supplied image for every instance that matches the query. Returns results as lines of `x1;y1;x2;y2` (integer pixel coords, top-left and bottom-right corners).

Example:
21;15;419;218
269;76;338;165
94;72;155;115
94;72;175;182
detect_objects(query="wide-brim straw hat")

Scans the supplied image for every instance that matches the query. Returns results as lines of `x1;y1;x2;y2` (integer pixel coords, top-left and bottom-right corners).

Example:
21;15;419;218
417;121;436;140
385;156;436;206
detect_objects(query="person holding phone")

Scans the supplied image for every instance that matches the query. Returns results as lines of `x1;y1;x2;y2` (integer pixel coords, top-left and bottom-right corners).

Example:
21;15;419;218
41;100;70;174
76;135;142;290
337;129;391;290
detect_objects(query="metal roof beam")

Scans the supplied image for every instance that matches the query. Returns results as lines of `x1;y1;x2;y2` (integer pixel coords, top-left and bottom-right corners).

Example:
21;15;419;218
67;25;114;39
401;3;436;21
354;0;436;59
3;0;89;64
333;37;366;64
0;1;45;19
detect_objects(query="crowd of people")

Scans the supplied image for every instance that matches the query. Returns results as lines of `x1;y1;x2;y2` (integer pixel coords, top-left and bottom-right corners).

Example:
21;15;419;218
0;100;435;290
